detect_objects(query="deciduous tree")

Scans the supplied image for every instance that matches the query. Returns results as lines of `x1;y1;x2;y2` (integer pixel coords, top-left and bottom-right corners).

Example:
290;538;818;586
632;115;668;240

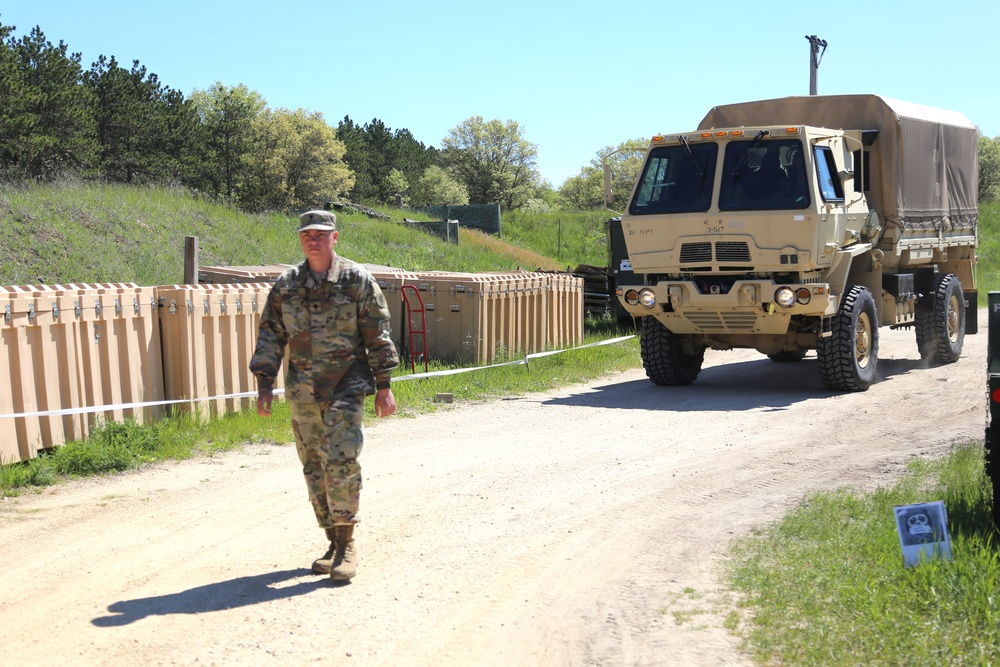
408;165;469;206
439;116;540;211
980;133;1000;203
249;108;354;211
559;139;647;211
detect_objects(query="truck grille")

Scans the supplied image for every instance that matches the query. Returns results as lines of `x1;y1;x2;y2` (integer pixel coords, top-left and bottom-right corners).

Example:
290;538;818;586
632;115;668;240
684;311;759;332
714;241;751;262
679;242;712;263
679;241;751;264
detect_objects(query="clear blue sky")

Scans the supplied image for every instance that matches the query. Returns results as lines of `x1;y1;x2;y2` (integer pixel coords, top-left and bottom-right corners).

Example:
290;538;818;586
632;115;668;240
3;0;997;187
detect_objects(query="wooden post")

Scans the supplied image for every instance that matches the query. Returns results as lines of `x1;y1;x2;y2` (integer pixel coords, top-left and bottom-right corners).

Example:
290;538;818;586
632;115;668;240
183;236;199;284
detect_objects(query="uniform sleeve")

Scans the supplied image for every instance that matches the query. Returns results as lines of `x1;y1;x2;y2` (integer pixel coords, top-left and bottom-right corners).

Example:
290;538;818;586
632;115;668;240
249;283;289;393
357;274;400;388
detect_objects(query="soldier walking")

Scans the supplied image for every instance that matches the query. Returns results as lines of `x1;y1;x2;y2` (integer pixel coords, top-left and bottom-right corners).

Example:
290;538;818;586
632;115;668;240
250;209;399;581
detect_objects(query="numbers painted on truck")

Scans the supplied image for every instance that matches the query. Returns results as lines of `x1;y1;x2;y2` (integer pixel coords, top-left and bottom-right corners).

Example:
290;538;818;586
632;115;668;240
627;228;654;236
706;225;724;233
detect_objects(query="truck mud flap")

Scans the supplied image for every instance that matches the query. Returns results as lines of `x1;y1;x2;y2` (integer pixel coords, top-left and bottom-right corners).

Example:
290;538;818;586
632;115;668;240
966;290;978;335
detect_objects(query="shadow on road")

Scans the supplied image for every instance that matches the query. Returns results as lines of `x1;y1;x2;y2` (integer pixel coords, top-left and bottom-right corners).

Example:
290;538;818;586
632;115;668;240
91;568;335;627
542;354;929;412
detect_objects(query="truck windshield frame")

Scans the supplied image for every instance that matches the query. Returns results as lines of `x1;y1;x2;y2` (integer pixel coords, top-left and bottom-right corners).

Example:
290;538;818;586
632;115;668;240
628;143;717;215
719;138;811;212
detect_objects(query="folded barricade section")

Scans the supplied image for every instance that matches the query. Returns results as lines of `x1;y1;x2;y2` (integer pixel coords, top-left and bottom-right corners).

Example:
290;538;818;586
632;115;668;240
0;269;584;462
0;283;162;463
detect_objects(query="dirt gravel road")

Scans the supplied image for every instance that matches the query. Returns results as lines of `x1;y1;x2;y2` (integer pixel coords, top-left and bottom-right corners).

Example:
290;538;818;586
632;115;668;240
0;311;988;666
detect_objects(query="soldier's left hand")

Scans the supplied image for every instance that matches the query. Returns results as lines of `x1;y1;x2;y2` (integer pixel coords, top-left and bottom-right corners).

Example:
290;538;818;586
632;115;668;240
375;388;396;418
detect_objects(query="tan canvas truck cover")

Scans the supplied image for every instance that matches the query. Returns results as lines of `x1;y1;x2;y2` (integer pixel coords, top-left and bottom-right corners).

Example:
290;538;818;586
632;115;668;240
698;94;979;230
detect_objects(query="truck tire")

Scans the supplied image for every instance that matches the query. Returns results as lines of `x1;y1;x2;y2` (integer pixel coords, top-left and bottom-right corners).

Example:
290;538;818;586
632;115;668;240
915;274;965;364
768;349;808;362
817;285;879;391
639;316;704;386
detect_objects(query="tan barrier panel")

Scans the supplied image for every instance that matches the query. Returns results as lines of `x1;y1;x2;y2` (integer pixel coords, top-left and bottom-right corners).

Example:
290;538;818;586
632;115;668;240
411;272;485;364
369;270;420;354
546;273;584;350
199;264;295;284
0;283;162;464
157;283;281;419
0;271;582;462
406;271;582;365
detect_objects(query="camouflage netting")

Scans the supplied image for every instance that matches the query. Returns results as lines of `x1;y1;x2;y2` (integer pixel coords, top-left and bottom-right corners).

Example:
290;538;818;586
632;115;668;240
420;205;502;236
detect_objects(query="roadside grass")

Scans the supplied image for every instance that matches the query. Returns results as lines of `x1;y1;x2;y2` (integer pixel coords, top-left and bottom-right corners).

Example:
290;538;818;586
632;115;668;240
726;442;1000;665
0;316;639;495
0;401;297;492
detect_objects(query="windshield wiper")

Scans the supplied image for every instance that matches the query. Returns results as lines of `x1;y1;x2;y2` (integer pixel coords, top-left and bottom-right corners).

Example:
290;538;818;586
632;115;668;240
731;129;770;178
677;135;705;179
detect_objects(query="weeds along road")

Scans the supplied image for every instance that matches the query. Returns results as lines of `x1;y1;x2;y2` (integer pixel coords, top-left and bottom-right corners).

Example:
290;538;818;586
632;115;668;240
0;310;988;667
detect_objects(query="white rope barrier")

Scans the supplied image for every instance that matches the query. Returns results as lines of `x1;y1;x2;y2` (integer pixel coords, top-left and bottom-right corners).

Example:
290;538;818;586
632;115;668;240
0;335;635;420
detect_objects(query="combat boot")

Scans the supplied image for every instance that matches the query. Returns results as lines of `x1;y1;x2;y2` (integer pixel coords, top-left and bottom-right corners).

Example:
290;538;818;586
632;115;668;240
329;524;357;581
311;527;338;574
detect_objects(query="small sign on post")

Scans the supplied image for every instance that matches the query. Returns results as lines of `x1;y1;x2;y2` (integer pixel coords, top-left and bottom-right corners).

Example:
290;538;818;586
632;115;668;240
894;501;953;567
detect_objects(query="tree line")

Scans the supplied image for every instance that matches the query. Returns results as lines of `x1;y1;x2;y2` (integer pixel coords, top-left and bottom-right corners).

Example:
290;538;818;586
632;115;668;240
0;22;586;212
2;20;996;214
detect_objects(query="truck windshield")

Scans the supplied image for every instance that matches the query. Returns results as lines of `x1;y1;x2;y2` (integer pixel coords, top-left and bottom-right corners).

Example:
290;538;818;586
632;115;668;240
628;143;717;215
719;139;810;211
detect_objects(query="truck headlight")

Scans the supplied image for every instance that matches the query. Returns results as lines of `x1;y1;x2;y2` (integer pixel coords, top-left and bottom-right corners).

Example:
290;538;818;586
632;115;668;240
638;288;657;308
795;287;811;305
623;289;640;306
774;287;796;308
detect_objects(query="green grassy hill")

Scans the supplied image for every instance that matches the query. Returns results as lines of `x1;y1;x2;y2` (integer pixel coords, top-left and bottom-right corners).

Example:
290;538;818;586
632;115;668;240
0;180;599;287
1;179;997;293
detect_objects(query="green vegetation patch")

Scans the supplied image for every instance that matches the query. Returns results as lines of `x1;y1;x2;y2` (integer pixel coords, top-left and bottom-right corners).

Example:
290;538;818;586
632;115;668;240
976;202;1000;294
726;442;1000;665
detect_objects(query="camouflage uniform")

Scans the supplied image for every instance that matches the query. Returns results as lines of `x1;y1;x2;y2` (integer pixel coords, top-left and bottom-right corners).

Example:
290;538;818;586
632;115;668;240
250;256;399;527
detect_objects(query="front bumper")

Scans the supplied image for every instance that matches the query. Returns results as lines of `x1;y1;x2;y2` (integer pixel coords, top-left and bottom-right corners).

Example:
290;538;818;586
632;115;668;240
617;279;836;335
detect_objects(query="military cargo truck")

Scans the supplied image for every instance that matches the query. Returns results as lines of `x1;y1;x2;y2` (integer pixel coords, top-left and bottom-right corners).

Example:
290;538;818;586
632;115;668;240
615;94;978;391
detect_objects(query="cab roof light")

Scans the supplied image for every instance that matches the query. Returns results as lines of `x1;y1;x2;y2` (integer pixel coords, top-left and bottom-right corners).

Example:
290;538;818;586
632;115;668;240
785;127;801;135
731;130;744;137
700;132;713;139
715;131;728;137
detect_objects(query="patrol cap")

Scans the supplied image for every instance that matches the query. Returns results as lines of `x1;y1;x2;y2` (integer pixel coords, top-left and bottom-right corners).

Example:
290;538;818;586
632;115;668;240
297;210;337;232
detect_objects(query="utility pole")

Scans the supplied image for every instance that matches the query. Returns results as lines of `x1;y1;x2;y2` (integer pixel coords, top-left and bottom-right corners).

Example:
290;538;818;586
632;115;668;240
805;35;828;95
